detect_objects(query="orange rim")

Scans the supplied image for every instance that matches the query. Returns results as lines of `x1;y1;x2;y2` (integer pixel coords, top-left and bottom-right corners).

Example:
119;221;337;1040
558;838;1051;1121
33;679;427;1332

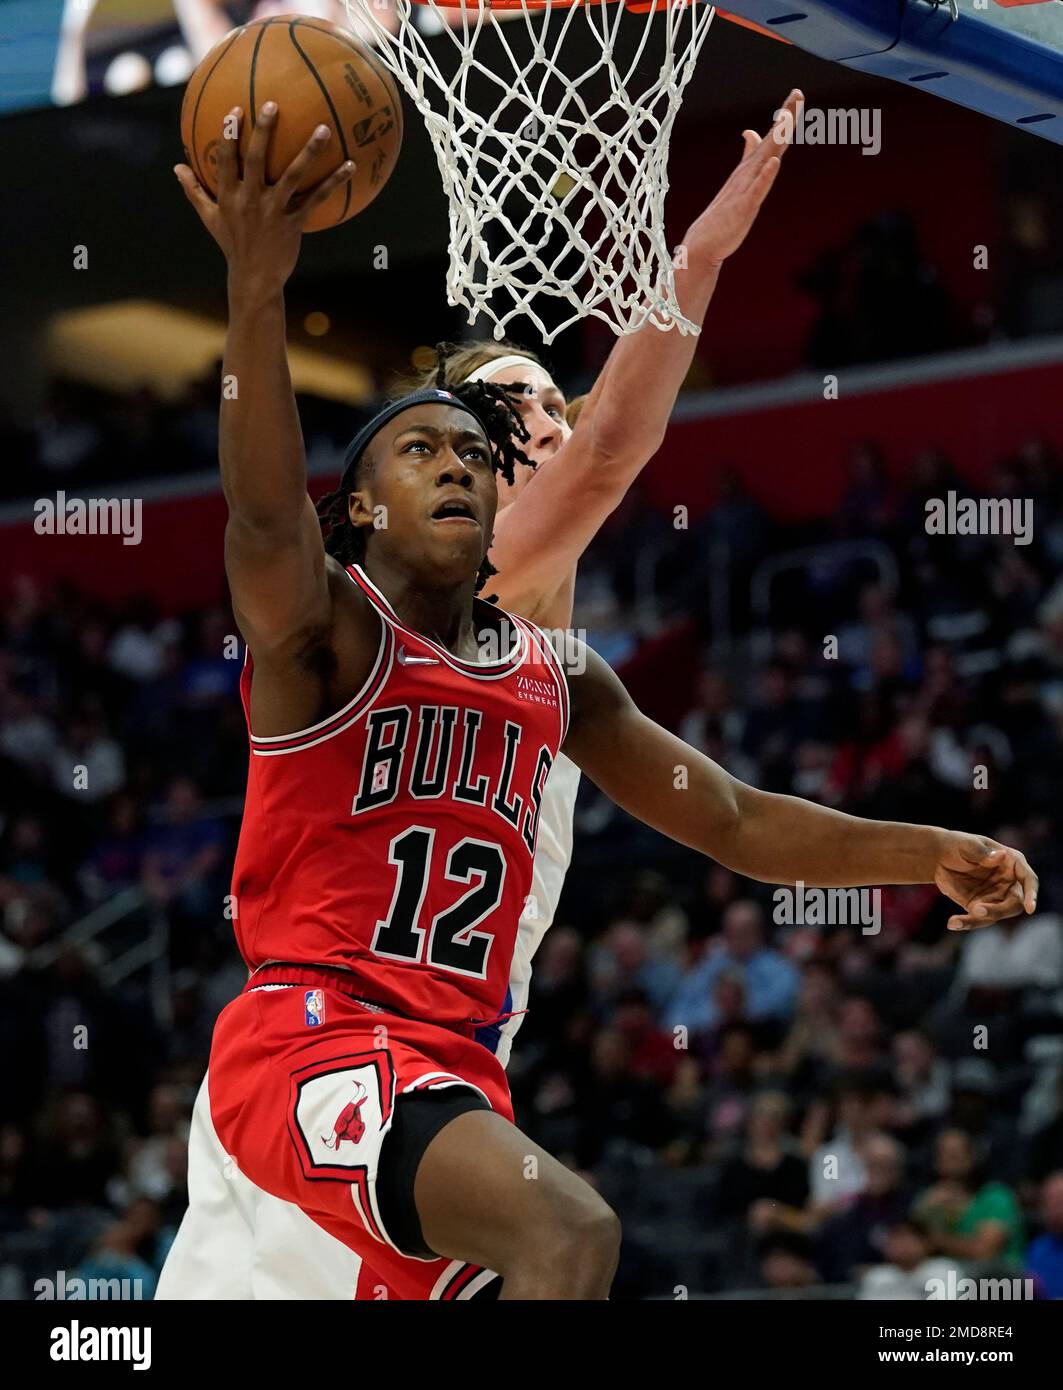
404;0;789;27
407;0;697;11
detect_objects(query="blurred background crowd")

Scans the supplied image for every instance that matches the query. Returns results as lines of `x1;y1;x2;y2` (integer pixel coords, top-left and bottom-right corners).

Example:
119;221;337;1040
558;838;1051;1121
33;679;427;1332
4;0;1063;1304
2;402;1062;1299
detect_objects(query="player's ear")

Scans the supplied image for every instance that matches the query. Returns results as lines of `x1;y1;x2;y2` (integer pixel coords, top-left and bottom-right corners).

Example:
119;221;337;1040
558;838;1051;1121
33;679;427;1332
347;489;374;530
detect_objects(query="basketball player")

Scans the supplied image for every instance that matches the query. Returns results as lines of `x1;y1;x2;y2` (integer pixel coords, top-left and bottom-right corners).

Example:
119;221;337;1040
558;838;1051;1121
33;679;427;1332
158;106;1036;1300
159;91;805;1298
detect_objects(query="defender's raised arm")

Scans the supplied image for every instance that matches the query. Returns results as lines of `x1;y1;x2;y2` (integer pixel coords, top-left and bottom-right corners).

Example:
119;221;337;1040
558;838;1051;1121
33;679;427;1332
488;91;802;606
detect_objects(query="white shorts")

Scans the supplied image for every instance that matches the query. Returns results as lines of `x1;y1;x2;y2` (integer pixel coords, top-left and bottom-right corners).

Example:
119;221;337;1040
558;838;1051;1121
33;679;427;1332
156;1071;363;1300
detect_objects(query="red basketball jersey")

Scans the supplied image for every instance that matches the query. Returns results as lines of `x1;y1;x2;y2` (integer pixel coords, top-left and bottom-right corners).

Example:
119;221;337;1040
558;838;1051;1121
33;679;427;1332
230;563;569;1032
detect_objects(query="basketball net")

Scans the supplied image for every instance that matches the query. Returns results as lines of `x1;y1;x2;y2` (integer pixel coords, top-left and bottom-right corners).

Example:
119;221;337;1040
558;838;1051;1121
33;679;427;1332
344;0;715;342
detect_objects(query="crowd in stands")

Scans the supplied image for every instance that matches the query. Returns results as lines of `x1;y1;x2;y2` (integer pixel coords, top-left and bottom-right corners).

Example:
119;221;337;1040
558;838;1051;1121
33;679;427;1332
2;400;1062;1298
6;187;1063;506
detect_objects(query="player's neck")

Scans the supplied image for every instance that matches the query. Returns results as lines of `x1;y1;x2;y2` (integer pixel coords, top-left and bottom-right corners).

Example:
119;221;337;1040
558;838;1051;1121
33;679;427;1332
363;558;482;657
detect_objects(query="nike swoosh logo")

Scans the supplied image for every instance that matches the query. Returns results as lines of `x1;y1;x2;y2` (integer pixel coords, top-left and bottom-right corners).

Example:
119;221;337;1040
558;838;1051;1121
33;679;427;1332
397;647;439;667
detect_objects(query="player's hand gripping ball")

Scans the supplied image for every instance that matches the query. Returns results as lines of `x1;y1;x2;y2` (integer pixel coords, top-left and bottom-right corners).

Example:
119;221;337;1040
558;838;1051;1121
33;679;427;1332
180;15;402;232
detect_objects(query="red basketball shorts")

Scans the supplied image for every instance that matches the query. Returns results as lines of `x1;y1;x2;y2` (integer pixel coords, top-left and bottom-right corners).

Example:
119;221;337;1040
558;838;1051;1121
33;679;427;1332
207;964;513;1300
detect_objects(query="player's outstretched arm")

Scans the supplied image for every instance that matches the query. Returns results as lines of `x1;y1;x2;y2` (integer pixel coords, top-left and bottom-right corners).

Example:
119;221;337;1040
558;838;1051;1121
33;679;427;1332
489;91;801;601
174;105;355;653
569;89;801;463
562;642;1038;932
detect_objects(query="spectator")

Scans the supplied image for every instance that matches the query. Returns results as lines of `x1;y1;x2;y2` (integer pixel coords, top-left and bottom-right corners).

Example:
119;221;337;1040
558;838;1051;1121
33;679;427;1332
78;793;145;903
664;900;799;1035
945;1059;1019;1185
678;671;756;784
700;1022;761;1155
661;1057;707;1166
954;911;1063;1008
740;665;817;792
691;970;751;1066
913;1128;1026;1270
837;584;919;692
0;687;59;772
30;1093;120;1211
857;1218;957;1300
716;1091;809;1228
1027;1072;1063;1184
177;610;242;713
806;1076;895;1214
0;1124;34;1233
891;1029;951;1139
818;1134;913;1281
570;1028;674;1168
119;1084;187;1207
612;991;682;1089
616;869;689;966
757;1232;821;1291
1026;1171;1063;1299
74;1203;160;1300
831;996;887;1072
51;705;126;804
107;598;179;684
769;960;842;1092
32;384;103;481
140;776;227;923
588;921;683;1020
837;445;895;537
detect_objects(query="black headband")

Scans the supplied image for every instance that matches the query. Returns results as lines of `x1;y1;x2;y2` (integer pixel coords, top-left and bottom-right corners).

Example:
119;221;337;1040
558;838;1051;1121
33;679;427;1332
339;388;491;491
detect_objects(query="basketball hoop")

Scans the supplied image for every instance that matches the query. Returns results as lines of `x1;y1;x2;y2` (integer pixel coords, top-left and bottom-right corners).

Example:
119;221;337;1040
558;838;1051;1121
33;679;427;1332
344;0;716;342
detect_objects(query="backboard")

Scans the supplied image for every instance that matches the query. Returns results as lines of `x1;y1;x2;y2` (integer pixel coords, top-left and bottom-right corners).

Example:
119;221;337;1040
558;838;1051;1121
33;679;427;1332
719;0;1063;144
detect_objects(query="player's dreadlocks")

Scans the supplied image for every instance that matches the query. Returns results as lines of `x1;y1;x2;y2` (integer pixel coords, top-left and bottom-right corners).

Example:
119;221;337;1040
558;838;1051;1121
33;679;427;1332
316;344;534;595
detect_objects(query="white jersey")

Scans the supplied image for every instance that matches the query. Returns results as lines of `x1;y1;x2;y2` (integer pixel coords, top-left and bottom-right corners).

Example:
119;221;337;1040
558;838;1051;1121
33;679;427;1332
493;752;580;1067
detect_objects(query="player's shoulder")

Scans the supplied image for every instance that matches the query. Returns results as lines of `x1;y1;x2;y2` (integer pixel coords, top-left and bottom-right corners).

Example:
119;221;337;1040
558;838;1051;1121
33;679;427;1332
327;555;379;627
483;598;560;667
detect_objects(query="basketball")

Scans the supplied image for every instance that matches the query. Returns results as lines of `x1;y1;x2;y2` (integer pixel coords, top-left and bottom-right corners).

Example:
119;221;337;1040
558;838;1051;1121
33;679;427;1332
180;15;402;233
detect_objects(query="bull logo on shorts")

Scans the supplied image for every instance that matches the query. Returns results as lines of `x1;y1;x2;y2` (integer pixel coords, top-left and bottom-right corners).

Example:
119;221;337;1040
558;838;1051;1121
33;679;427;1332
321;1080;369;1149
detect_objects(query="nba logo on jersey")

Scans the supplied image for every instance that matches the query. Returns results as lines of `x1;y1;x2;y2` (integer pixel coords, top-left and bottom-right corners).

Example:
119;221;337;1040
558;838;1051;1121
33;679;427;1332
304;989;325;1027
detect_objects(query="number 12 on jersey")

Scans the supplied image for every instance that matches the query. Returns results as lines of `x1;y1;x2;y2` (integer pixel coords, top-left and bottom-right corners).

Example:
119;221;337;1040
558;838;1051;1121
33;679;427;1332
371;827;505;979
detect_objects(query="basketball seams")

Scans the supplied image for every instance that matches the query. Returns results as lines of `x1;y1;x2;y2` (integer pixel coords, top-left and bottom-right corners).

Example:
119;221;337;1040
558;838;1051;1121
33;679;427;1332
247;16;277;138
186;27;244;193
288;20;354;227
296;18;405;150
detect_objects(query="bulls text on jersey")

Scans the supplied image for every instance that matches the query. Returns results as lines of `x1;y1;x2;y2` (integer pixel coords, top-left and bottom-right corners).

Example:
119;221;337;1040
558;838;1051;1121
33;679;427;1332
353;704;554;857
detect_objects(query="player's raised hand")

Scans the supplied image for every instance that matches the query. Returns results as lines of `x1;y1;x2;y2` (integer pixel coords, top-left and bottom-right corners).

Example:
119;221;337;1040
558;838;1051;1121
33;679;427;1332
685;88;803;269
174;104;355;291
933;833;1039;931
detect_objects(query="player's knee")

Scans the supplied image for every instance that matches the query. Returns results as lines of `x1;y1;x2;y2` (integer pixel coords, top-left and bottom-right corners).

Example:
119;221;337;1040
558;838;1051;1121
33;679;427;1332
524;1186;621;1280
570;1196;622;1271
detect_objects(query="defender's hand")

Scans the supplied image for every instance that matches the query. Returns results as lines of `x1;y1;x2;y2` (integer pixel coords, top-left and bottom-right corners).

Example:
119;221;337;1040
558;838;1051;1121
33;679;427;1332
934;833;1038;931
174;103;355;291
684;88;802;270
